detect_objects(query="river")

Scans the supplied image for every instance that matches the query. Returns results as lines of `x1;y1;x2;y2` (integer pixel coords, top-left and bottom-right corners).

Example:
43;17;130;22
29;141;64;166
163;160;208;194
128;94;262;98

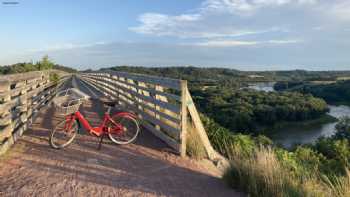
247;82;350;148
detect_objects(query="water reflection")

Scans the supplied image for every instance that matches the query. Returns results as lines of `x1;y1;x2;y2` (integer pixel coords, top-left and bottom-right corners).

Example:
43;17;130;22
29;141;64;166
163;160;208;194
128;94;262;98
246;82;350;148
246;82;276;92
272;105;350;148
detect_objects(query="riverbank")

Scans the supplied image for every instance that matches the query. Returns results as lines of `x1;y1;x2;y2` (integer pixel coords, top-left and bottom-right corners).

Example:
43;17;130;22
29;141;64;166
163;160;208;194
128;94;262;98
266;114;338;148
271;114;338;131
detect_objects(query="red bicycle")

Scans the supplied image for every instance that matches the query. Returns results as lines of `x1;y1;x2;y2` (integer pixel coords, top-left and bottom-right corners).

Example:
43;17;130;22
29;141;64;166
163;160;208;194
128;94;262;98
49;88;140;149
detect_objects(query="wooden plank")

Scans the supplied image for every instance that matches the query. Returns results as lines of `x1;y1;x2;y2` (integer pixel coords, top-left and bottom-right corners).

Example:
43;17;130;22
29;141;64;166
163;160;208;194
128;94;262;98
0;114;11;126
12;113;28;130
82;76;181;123
110;75;181;101
98;70;182;90
0;125;13;142
142;121;180;152
127;104;180;139
186;88;217;160
84;76;180;127
180;80;188;157
101;77;180;121
0;103;11;117
0;80;10;93
81;76;181;139
86;75;180;114
0;136;14;156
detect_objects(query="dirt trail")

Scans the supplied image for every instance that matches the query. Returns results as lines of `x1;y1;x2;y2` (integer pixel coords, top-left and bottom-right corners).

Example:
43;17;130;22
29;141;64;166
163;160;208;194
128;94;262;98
0;96;243;197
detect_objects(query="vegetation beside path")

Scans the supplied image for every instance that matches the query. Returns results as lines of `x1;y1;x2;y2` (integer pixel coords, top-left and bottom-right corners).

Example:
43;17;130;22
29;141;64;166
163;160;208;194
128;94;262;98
202;115;350;197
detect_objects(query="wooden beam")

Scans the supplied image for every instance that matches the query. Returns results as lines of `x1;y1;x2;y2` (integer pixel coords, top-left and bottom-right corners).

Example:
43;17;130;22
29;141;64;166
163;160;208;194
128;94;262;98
186;88;217;160
180;80;188;157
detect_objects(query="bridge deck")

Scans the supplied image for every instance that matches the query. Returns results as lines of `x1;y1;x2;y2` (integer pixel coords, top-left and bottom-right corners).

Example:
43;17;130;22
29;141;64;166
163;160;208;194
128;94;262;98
0;77;242;197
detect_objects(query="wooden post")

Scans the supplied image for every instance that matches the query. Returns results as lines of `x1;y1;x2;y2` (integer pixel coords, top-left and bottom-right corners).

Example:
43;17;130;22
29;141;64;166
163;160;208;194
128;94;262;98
0;79;13;156
180;80;188;157
185;88;218;160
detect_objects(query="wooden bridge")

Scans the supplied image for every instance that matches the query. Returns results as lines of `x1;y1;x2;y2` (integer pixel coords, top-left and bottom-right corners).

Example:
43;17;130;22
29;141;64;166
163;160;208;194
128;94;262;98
0;70;241;197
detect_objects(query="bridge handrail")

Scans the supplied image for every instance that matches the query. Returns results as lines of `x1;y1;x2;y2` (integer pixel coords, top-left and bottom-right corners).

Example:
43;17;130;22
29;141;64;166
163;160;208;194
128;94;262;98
78;70;224;164
0;70;66;155
79;71;185;153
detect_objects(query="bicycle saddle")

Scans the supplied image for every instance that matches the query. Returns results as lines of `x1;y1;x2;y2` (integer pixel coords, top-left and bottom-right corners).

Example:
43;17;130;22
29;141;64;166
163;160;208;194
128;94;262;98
102;100;117;107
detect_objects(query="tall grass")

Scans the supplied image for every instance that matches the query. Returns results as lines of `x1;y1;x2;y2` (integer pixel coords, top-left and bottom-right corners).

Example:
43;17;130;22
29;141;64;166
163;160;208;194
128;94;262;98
224;145;350;197
186;122;207;160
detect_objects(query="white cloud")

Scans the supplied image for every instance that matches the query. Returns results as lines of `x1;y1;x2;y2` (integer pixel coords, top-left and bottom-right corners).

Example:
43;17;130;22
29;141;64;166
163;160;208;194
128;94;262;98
130;14;284;38
203;0;318;15
328;1;350;21
130;0;350;50
267;39;302;44
129;0;323;40
129;13;203;37
194;39;302;47
28;41;107;52
195;40;259;46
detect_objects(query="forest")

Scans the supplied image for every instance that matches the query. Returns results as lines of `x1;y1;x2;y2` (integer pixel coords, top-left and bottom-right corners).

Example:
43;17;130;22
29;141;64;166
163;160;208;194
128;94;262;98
192;87;329;134
275;80;350;106
108;66;350;83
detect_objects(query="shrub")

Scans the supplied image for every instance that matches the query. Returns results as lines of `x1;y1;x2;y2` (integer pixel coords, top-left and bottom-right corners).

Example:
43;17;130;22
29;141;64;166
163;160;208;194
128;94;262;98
49;73;60;84
200;114;350;196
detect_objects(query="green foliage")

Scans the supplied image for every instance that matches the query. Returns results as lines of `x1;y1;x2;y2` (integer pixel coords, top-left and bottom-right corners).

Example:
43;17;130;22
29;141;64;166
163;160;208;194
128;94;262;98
200;114;350;196
0;56;76;75
37;55;54;70
49;73;60;84
195;88;328;134
279;80;350;106
108;66;350;84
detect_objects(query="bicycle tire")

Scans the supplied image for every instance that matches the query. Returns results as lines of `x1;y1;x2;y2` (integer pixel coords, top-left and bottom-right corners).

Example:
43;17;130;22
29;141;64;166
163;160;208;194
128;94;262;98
108;114;140;145
49;119;78;149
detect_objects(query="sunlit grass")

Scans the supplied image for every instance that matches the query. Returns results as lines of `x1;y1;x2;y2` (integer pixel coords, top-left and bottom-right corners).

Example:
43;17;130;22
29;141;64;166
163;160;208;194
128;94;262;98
224;145;350;197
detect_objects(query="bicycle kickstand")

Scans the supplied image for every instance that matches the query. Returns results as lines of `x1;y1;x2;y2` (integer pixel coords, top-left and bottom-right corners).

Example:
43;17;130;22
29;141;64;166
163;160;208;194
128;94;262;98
97;134;105;150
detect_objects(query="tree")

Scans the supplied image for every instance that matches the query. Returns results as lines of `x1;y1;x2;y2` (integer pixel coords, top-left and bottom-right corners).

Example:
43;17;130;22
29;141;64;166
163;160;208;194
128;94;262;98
37;55;54;70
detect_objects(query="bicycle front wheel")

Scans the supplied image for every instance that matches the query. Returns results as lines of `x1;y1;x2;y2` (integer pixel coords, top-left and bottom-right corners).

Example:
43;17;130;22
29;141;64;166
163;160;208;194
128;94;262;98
49;119;78;149
108;114;140;145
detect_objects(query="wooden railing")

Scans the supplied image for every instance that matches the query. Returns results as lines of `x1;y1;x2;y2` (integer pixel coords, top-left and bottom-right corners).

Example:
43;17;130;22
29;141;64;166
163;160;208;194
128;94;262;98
79;71;187;155
0;70;67;156
79;70;222;161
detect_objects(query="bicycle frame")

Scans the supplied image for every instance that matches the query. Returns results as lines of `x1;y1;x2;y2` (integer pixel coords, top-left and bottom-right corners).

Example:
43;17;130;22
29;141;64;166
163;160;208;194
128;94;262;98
65;111;125;137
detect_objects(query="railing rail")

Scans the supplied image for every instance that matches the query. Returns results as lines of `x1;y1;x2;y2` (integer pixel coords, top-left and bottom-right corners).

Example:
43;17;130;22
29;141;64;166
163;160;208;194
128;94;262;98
79;71;188;155
79;70;223;162
0;70;67;156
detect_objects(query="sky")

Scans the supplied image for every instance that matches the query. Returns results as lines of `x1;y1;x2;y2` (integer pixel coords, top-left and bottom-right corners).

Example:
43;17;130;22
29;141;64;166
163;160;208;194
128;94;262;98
0;0;350;71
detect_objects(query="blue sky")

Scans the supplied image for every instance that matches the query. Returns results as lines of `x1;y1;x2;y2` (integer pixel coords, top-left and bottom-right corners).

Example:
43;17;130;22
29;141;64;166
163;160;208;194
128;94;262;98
1;0;350;70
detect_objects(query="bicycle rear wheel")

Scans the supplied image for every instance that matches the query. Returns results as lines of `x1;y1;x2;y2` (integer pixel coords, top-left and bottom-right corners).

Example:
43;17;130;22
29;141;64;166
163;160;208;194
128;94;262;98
108;114;140;145
49;119;78;149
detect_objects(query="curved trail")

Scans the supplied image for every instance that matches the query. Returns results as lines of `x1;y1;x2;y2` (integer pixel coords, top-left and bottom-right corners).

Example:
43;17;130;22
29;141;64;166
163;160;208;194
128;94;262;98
0;77;243;197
